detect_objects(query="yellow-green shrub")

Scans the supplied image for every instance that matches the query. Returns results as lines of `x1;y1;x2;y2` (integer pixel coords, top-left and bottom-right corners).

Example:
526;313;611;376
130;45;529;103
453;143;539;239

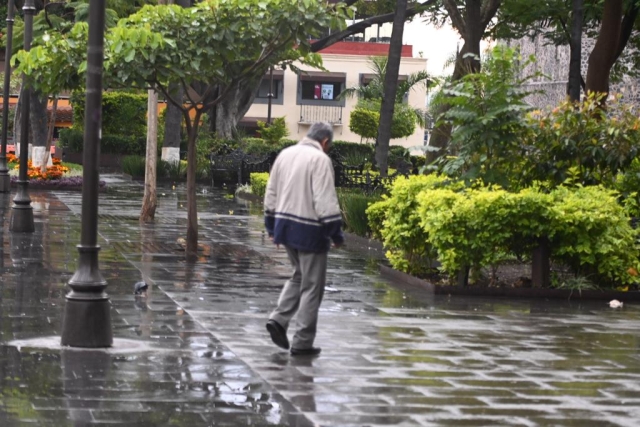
415;185;639;286
366;174;463;275
250;173;269;198
548;186;639;285
418;187;555;277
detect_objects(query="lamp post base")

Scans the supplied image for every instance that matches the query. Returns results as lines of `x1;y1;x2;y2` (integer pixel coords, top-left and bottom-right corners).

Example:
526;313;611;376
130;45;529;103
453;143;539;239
0;173;10;193
10;205;34;232
61;298;113;347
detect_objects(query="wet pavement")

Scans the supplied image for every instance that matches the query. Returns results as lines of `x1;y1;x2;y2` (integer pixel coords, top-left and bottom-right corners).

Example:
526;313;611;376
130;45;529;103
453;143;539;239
0;177;639;426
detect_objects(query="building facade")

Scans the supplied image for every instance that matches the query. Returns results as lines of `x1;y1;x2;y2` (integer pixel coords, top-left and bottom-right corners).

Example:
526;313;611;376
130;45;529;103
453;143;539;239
506;35;640;108
241;41;428;149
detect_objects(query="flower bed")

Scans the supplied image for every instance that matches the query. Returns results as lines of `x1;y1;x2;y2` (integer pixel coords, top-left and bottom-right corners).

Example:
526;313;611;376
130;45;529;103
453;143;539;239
7;154;104;190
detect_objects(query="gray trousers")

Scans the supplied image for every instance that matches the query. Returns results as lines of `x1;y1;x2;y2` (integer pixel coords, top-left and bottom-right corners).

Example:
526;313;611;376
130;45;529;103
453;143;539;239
270;246;328;349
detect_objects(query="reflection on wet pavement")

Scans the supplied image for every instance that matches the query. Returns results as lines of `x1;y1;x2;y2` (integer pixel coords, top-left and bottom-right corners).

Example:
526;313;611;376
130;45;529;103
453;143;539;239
0;179;639;426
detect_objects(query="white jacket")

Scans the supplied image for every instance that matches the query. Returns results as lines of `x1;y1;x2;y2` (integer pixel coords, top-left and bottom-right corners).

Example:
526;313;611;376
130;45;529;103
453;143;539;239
264;137;344;252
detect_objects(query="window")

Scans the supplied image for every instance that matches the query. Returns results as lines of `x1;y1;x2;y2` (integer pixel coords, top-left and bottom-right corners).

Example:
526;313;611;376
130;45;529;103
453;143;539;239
300;81;342;101
297;72;346;106
256;79;281;100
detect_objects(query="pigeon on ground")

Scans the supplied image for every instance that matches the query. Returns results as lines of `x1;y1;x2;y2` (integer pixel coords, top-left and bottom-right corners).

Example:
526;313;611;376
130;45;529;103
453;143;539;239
134;281;149;295
609;299;623;308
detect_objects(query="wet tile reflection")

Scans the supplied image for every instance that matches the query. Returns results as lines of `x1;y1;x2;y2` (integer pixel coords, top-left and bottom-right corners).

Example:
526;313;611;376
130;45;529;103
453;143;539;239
1;181;640;426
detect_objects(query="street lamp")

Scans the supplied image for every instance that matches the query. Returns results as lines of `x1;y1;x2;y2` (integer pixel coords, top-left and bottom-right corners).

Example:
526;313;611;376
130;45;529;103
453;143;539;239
60;0;112;348
266;66;274;124
0;0;16;193
9;0;35;232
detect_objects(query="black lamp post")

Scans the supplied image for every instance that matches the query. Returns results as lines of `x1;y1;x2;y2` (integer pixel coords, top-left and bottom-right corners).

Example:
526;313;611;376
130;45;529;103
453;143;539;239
0;0;15;193
60;0;112;348
9;0;35;232
267;66;274;124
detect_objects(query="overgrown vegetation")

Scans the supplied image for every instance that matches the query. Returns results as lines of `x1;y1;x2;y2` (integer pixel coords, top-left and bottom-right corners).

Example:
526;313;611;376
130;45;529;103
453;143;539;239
250;173;269;199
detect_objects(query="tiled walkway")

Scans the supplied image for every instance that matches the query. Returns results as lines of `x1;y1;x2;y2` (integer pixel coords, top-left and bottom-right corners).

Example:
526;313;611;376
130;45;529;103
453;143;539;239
1;177;639;426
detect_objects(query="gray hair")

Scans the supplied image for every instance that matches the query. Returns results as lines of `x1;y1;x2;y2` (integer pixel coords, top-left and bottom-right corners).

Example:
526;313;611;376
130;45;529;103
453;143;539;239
307;122;334;145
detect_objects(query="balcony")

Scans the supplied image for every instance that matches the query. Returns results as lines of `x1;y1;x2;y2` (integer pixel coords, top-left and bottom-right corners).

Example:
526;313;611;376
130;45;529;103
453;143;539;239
299;105;343;125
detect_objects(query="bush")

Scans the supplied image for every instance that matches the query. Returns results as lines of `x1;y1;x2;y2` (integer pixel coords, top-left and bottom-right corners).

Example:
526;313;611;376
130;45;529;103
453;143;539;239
548;186;638;285
102;134;146;156
250;173;269;198
367;174;462;275
59;128;145;155
338;189;381;237
257;117;289;144
522;93;640;188
122;155;146;178
162;160;188;180
332;141;373;165
72;91;148;141
58;128;84;152
349;99;417;142
418;187;554;279
349;107;379;140
411;185;639;287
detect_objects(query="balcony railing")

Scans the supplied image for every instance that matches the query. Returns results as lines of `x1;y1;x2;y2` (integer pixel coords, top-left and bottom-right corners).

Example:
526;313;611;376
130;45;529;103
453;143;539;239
299;105;343;125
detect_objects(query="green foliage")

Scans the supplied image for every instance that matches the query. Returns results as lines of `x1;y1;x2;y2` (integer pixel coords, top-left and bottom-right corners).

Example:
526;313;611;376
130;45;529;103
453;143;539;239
256;117;289;145
72;91;147;141
332;141;374;165
338;189;382;237
14;0;345;97
163;160;188;180
250;173;269;199
417;186;554;278
349;100;417;141
521;93;640;188
58;128;84;152
349;107;379;140
367;174;462;275
339;55;431;104
548;186;638;286
616;158;640;218
408;185;639;287
58;128;145;155
434;46;536;188
122;155;146;177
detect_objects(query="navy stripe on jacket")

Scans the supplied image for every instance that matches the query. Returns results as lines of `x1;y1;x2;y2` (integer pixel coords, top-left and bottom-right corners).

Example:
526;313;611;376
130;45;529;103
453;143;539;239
264;211;343;253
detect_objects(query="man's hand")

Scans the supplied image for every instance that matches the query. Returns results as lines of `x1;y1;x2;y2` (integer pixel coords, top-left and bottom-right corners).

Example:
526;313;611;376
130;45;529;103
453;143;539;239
333;242;343;249
270;236;280;249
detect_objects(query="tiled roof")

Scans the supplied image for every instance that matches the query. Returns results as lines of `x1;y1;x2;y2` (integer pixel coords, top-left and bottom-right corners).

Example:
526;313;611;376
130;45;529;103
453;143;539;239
0;104;73;124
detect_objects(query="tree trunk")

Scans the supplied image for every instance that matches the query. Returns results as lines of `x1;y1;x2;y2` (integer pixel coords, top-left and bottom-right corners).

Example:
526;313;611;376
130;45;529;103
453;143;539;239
29;91;48;166
568;0;584;102
162;83;183;163
185;111;201;261
375;0;408;177
140;89;159;223
215;77;261;139
586;0;623;97
13;91;21;156
41;96;58;173
452;41;481;81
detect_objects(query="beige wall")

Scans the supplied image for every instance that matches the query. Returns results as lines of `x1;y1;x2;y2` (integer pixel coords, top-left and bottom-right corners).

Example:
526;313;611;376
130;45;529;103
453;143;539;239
245;53;428;150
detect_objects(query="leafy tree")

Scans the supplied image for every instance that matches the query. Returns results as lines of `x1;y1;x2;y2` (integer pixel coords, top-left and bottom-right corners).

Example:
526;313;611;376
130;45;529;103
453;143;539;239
340;55;430;121
433;46;535;188
15;0;346;258
350;99;417;141
424;0;502;162
212;0;439;139
494;0;640;100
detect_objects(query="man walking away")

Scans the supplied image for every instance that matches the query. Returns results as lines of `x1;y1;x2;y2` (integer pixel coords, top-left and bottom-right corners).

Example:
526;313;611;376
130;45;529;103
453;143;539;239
264;122;343;356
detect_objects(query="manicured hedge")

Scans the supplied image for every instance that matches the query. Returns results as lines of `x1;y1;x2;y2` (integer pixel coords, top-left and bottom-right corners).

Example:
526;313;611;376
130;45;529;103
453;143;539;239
368;175;640;287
